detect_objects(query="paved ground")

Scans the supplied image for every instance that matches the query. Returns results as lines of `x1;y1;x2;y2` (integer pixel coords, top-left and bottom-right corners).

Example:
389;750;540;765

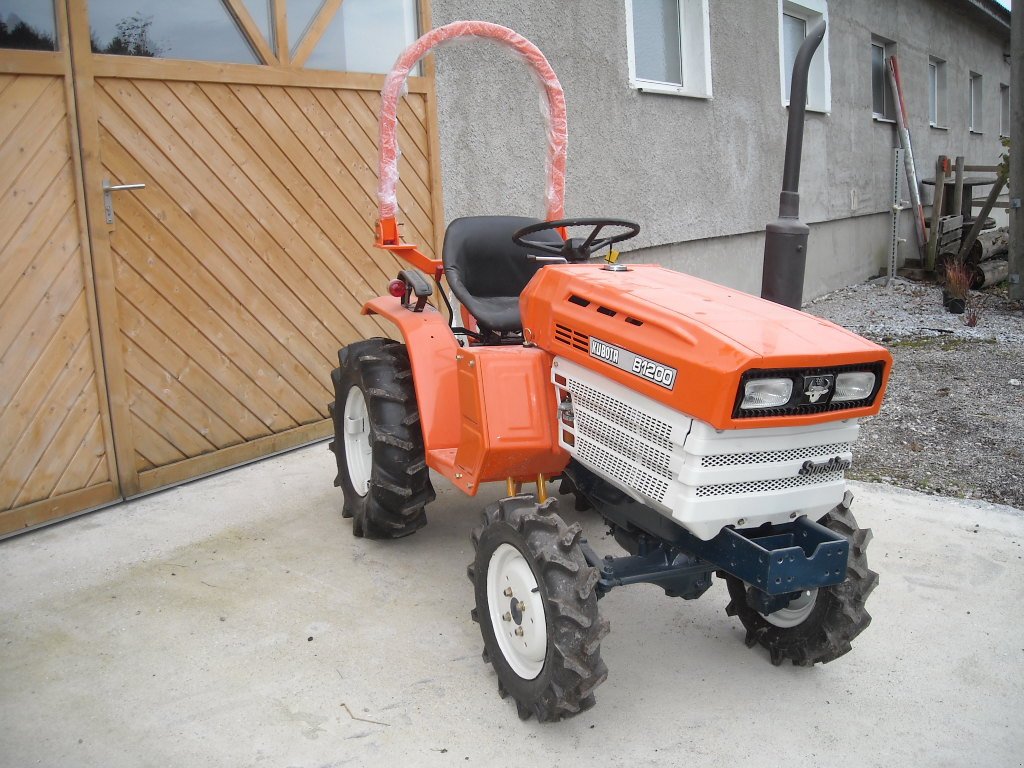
1;443;1022;768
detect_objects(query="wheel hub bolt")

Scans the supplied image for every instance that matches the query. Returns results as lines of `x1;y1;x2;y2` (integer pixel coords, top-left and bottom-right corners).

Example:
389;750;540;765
502;612;512;622
517;601;526;613
515;627;524;637
504;588;513;597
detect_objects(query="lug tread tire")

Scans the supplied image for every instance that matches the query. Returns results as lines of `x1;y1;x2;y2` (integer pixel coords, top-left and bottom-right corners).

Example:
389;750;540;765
724;499;878;667
329;338;434;539
469;496;609;722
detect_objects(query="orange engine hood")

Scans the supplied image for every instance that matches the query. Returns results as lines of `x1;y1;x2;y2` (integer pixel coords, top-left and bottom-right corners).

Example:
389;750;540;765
520;264;892;430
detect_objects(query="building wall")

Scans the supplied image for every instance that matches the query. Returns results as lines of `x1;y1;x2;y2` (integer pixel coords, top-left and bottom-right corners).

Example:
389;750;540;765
429;0;1010;300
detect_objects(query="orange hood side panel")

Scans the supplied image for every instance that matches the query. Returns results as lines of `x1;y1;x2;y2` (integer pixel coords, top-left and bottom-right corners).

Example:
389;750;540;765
520;265;892;430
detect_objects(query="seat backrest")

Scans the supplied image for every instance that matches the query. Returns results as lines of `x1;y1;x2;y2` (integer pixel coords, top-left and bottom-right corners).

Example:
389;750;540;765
442;216;561;298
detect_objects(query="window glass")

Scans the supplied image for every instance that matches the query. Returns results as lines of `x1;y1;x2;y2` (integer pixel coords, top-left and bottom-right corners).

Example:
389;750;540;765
89;0;257;63
1000;84;1010;136
0;1;56;51
970;73;982;131
782;13;805;101
242;0;273;52
871;44;885;116
306;0;419;74
632;0;683;85
928;63;937;124
287;0;322;56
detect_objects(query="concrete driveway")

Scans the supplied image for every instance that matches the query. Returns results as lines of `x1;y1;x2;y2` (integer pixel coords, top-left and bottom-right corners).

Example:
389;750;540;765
1;443;1022;768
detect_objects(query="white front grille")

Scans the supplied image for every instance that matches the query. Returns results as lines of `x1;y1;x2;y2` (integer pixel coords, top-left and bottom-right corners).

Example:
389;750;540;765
552;357;859;540
699;442;853;468
693;471;846;497
563;376;673;450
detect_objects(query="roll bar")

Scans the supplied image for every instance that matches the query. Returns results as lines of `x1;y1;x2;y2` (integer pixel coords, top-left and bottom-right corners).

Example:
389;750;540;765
375;21;568;277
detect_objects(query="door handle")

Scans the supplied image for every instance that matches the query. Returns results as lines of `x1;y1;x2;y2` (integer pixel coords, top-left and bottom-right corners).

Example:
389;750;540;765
102;179;146;224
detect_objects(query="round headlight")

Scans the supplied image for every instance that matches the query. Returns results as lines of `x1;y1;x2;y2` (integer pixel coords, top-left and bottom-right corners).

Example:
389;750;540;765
833;371;876;402
740;378;794;409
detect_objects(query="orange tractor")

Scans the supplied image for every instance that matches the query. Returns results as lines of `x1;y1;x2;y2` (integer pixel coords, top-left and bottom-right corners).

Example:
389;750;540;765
328;22;890;722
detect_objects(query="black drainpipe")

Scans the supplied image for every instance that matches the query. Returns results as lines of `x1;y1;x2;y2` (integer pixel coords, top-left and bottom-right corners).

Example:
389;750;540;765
761;19;826;309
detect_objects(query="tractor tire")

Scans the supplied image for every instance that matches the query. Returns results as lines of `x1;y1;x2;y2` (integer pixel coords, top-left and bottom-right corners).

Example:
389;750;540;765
723;495;878;667
468;496;610;722
328;338;434;539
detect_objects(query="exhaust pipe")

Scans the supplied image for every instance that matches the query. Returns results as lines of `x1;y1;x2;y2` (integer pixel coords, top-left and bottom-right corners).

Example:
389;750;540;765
761;19;826;309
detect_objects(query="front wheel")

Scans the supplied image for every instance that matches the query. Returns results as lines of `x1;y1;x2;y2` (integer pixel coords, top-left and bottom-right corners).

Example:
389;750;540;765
723;496;878;666
468;496;609;722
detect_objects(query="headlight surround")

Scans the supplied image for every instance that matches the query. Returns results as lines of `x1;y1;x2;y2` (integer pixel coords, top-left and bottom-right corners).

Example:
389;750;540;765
733;362;885;419
739;378;794;410
833;371;877;402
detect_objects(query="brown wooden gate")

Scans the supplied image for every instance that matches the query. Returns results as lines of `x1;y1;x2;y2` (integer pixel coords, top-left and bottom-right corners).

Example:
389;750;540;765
0;0;442;535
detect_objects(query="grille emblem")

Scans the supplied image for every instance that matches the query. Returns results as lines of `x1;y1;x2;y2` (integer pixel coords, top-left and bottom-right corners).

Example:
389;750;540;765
801;375;834;404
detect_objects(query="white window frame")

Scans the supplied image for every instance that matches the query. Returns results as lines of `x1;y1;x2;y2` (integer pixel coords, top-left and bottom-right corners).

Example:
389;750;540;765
870;35;897;122
969;71;983;134
928;55;948;129
778;0;831;113
624;0;712;99
1000;83;1010;137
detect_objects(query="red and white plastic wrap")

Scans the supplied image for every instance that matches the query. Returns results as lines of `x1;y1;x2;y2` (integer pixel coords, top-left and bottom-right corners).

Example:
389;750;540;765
377;20;568;224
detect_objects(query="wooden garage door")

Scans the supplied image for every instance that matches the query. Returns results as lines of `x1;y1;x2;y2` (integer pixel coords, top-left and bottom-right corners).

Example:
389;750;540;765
0;0;442;533
0;8;121;536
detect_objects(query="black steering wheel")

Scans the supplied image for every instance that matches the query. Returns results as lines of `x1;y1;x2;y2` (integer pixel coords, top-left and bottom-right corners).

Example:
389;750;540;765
513;217;641;262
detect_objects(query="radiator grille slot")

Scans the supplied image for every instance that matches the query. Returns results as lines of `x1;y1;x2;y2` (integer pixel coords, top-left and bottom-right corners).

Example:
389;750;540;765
577;438;670;503
565;377;673;450
700;442;853;468
694;471;845;497
576;411;672;479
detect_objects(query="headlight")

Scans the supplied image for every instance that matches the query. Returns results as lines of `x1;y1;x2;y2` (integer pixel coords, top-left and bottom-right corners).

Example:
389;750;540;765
833;371;876;402
740;378;794;409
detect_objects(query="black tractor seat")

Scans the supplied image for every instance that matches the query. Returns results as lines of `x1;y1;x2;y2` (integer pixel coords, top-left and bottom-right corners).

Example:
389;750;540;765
442;216;563;334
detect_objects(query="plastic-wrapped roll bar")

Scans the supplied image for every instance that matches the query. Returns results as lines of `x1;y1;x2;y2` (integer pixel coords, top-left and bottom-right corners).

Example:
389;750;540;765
375;21;568;276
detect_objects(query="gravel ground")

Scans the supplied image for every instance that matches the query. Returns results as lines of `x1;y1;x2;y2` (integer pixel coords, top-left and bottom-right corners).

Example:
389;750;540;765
806;277;1024;510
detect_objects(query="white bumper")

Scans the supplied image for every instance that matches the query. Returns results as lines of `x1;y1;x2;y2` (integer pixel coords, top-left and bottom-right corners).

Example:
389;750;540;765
553;358;857;540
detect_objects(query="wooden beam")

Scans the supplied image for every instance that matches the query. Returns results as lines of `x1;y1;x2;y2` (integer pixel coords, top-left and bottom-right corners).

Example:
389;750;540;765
135;420;332;493
64;0;142;496
90;54;431;92
272;0;289;65
0;482;119;538
222;0;279;66
0;50;63;75
927;156;947;269
291;0;343;69
57;0;122;501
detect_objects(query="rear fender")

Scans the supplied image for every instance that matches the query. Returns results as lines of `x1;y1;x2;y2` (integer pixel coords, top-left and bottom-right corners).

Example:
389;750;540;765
362;296;460;453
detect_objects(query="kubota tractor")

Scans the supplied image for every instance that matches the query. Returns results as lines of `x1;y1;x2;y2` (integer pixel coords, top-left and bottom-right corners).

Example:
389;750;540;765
328;22;891;722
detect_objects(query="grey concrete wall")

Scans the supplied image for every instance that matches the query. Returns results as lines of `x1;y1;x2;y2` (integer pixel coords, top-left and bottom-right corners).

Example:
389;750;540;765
427;0;1010;298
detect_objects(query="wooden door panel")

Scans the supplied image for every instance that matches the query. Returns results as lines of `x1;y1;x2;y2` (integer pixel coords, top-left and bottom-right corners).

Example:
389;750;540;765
0;67;119;535
92;71;439;491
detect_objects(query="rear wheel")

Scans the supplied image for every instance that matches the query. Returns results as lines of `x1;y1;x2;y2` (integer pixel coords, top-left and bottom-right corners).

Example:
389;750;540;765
724;496;878;666
328;338;434;538
468;496;609;722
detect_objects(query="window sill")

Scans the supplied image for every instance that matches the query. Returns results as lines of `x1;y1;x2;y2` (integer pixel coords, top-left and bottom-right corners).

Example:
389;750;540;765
872;115;896;124
970;129;984;135
632;81;712;99
930;123;949;131
784;102;830;115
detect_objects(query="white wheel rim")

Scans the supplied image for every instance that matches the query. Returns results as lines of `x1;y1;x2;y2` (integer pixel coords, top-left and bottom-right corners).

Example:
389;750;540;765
763;589;818;628
487;543;547;680
343;386;372;496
